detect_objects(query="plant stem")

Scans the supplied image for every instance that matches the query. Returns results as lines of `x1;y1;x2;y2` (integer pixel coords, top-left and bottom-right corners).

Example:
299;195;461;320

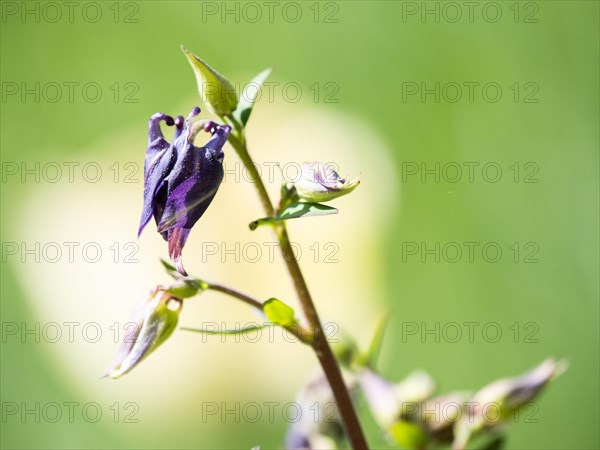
205;281;313;344
226;131;274;217
226;117;369;450
206;282;264;310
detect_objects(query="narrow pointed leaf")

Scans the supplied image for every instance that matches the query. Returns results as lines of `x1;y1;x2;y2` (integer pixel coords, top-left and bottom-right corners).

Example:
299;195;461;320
160;258;180;279
278;202;338;220
366;312;392;368
233;68;272;126
181;324;271;335
249;202;338;230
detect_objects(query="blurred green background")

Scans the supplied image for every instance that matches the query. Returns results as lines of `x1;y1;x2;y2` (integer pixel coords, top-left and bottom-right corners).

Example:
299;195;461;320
1;1;598;449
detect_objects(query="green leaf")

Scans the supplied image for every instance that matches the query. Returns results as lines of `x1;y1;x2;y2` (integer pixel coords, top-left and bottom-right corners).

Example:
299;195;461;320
263;298;296;327
278;202;337;220
249;202;338;230
181;46;238;116
181;324;271;336
233;68;272;126
366;312;392;368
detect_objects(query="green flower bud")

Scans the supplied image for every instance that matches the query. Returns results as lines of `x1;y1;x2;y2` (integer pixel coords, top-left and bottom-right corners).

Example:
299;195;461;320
102;288;183;379
181;46;238;117
294;163;360;203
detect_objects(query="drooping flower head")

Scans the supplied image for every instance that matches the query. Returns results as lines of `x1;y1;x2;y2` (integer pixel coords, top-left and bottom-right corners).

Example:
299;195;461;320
138;107;231;275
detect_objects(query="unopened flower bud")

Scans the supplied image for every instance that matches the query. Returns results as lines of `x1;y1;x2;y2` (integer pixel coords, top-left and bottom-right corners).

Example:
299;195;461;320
294;163;359;203
453;359;566;450
475;358;564;417
102;289;183;379
182;46;238;116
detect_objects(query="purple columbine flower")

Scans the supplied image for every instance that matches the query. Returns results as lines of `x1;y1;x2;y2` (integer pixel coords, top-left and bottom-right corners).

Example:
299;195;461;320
138;107;231;276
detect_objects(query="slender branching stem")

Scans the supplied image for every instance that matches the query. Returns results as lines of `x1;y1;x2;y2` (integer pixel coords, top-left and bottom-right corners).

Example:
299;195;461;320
225;115;370;450
205;282;264;310
204;282;313;344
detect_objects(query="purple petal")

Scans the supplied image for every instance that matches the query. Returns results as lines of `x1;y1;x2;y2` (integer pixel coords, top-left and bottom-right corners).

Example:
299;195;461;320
156;111;228;233
202;123;231;158
157;159;223;231
138;113;177;236
167;228;191;276
315;166;343;190
285;426;311;450
173;115;184;139
151;181;169;240
147;113;174;145
140;107;230;273
139;151;177;236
